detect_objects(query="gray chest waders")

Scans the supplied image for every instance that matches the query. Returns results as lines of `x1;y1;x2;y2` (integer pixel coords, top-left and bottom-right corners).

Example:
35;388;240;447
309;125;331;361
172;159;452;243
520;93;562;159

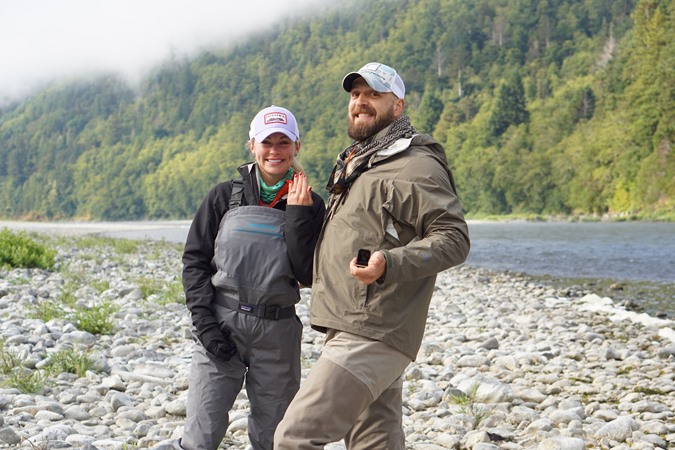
211;186;299;319
182;180;302;450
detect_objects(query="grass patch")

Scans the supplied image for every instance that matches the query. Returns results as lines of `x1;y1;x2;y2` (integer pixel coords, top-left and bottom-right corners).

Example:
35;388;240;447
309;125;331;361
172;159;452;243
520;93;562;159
113;238;140;254
74;301;117;335
0;339;23;374
91;279;111;293
28;297;118;335
633;386;666;395
27;298;67;322
0;341;100;395
0;228;56;270
448;383;492;428
27;264;84;322
45;348;95;377
72;235;116;250
157;277;186;305
5;369;44;394
616;366;634;375
56;262;88;306
70;235;138;256
136;276;165;299
136;275;185;304
59;282;81;308
0;339;45;394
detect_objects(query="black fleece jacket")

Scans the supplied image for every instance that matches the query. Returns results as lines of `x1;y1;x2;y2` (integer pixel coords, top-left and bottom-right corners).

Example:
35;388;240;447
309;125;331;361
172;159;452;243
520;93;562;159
182;163;326;327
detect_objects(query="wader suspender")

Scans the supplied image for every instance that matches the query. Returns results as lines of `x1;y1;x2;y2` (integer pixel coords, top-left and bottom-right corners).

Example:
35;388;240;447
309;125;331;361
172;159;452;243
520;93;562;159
228;179;244;210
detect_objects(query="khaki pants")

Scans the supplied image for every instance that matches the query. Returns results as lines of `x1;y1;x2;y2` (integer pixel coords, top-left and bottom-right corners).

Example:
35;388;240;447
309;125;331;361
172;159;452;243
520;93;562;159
274;330;411;449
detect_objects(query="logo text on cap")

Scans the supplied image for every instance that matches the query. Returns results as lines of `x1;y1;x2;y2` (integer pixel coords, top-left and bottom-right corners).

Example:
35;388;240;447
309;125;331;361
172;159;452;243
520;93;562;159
264;113;288;125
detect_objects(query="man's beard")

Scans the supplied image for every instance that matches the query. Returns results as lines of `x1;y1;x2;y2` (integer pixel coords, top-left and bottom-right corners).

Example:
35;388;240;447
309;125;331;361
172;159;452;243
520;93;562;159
348;108;396;141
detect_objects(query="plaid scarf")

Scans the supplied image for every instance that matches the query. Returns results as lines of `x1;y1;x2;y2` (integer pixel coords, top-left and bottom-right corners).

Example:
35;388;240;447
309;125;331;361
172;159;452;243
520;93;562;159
326;115;416;203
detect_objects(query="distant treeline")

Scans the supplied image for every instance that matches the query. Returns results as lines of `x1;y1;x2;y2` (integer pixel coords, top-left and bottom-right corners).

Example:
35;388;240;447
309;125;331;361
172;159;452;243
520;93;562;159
0;0;672;220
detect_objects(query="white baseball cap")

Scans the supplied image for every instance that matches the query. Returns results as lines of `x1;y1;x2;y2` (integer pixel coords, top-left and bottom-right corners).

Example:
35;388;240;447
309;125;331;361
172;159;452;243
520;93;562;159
249;105;300;142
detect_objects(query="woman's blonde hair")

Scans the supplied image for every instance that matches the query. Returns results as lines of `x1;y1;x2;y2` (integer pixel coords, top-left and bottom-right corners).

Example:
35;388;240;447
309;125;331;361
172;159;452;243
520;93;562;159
291;156;305;174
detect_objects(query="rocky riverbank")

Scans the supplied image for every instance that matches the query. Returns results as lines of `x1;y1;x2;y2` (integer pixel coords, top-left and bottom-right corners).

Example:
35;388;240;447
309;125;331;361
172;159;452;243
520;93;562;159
0;237;673;449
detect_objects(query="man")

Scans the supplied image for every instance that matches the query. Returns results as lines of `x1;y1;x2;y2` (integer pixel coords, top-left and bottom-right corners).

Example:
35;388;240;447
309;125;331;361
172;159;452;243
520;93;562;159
274;62;470;449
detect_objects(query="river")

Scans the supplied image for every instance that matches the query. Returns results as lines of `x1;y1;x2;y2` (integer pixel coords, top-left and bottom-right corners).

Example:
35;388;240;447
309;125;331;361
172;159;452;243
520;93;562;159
467;221;674;283
465;221;674;319
2;219;673;318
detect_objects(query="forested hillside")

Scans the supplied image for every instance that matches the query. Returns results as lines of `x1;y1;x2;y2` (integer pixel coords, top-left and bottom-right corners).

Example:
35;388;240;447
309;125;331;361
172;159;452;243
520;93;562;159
0;0;672;220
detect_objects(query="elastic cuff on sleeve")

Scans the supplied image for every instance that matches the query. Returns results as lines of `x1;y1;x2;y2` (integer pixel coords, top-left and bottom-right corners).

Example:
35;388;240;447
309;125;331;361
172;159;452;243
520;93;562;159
377;250;391;284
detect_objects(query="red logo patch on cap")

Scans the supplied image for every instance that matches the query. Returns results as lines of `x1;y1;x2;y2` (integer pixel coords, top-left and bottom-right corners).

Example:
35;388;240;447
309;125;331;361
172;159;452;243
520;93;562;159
264;112;288;125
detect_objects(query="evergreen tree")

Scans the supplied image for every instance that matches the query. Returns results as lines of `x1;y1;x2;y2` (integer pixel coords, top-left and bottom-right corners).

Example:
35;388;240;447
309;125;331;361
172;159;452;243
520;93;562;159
487;70;529;138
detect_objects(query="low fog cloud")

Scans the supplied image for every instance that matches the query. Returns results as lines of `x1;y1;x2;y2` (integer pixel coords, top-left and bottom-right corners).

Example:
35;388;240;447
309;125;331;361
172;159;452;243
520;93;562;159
0;0;327;103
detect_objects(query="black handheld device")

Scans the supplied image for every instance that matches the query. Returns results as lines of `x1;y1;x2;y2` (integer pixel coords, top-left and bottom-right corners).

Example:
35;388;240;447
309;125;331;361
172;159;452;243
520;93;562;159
356;249;371;267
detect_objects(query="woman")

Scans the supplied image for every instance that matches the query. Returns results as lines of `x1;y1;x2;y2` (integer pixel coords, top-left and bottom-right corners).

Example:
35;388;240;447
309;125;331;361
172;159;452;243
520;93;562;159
176;105;325;450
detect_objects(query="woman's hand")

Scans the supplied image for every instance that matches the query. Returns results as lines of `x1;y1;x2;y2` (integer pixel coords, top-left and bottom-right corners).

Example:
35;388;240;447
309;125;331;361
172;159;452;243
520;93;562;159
287;172;313;206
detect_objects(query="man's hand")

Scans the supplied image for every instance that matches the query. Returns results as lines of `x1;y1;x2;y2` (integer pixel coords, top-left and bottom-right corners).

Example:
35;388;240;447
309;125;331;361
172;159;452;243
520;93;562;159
350;250;386;285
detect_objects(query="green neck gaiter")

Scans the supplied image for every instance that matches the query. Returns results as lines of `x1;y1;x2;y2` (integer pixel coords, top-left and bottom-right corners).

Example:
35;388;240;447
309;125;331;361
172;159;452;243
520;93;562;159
258;168;294;204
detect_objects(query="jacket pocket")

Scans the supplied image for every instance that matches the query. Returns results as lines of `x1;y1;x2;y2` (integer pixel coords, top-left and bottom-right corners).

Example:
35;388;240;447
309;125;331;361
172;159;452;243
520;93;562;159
357;281;371;308
363;282;378;308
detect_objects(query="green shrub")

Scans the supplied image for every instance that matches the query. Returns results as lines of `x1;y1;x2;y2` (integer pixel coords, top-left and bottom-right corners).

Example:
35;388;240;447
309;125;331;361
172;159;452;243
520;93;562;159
0;341;45;394
5;369;44;394
136;276;164;299
0;228;56;270
28;297;117;336
45;348;95;377
0;339;23;374
74;301;117;335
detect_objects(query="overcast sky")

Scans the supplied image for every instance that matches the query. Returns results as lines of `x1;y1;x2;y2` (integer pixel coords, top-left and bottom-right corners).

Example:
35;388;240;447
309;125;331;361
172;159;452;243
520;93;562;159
0;0;327;103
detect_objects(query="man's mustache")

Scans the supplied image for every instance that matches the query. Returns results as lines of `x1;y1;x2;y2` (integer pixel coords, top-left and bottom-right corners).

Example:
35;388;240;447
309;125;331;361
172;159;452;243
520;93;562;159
351;106;376;116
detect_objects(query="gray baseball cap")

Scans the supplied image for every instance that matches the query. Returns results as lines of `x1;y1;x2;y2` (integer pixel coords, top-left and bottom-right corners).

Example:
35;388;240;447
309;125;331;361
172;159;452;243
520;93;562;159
342;62;405;99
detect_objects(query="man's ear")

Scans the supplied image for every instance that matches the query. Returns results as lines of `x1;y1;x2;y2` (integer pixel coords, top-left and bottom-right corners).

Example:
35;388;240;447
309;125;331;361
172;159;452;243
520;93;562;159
393;98;405;117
